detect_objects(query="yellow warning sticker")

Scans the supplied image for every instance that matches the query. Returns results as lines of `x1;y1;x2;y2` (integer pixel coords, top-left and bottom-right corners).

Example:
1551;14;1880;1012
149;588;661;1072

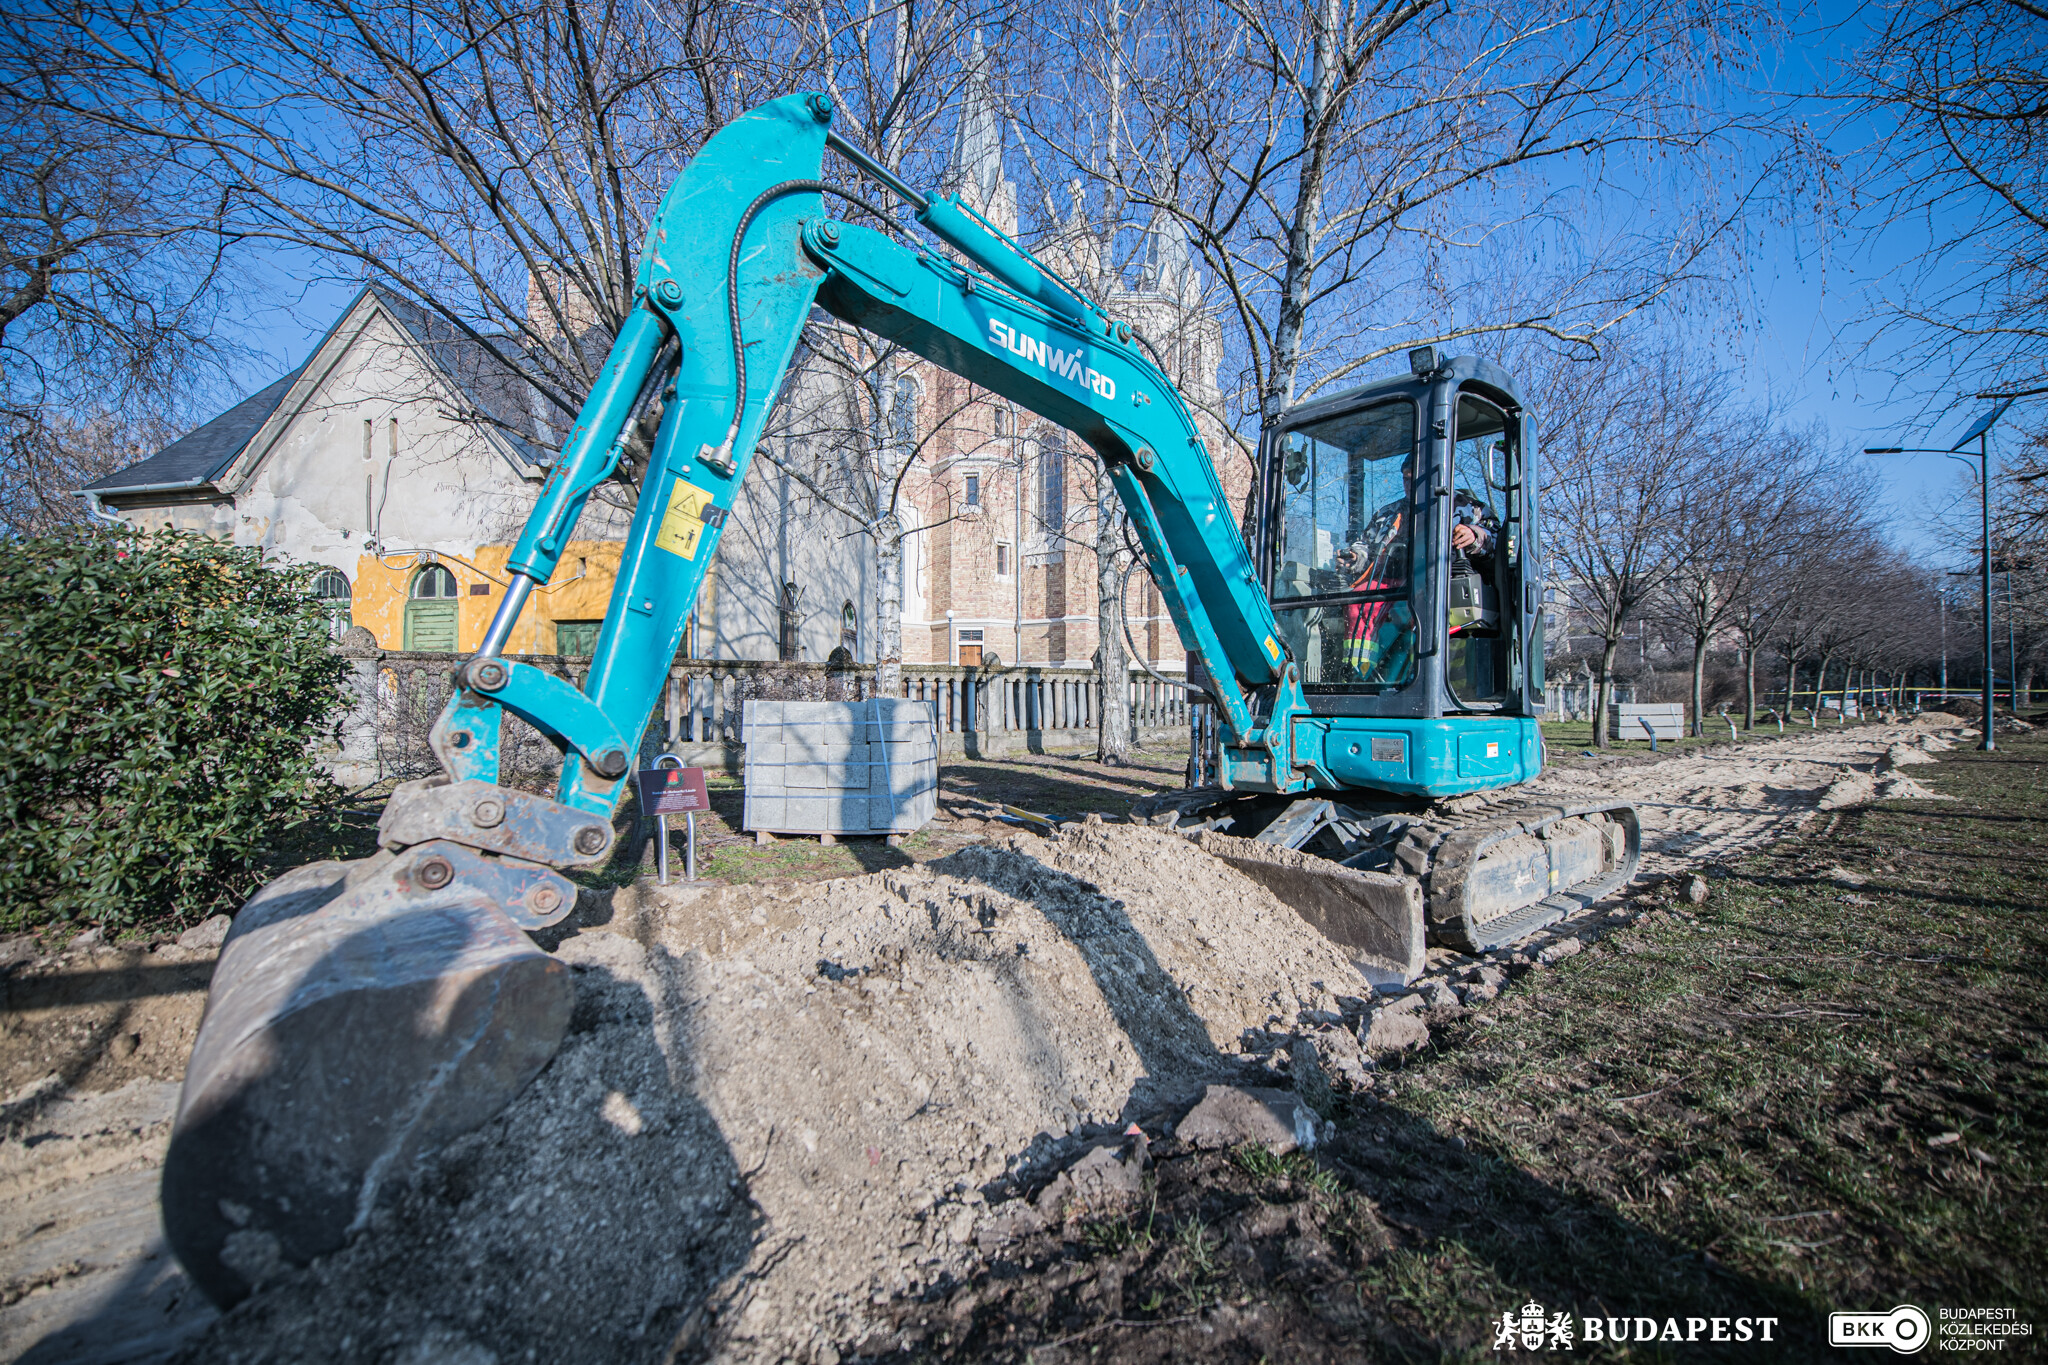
654;478;715;560
1264;634;1281;662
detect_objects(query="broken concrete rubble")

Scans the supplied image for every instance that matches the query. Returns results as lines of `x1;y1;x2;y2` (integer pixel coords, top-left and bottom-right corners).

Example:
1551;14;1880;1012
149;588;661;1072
175;914;233;951
1175;1084;1320;1154
1360;1005;1431;1056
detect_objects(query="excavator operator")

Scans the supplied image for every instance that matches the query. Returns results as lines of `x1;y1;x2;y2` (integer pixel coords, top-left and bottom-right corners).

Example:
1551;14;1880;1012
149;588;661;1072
1330;498;1416;685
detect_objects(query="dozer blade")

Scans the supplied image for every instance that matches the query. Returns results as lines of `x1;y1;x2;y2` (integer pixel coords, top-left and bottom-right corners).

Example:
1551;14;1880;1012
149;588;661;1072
161;842;578;1306
1195;830;1427;984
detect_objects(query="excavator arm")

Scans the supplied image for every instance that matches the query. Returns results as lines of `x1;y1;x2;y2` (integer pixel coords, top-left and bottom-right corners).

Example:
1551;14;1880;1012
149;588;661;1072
429;90;1302;830
160;93;1313;1308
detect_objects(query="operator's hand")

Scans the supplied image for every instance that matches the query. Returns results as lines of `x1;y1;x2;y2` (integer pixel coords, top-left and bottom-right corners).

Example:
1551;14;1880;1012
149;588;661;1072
1452;523;1485;552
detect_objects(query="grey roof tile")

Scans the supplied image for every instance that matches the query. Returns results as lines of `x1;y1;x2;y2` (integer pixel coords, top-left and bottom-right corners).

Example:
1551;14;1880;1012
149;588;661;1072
86;368;304;493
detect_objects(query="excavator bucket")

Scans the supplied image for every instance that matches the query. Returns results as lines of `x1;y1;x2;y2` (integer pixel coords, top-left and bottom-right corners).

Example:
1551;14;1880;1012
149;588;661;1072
161;838;581;1306
1194;830;1427;984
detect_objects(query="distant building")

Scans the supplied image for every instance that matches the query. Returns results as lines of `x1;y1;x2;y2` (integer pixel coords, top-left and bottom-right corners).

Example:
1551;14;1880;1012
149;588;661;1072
83;287;631;655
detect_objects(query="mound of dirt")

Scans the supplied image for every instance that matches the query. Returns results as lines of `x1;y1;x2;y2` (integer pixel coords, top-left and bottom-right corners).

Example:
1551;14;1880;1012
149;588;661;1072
1818;767;1953;810
1879;743;1936;770
185;825;1371;1364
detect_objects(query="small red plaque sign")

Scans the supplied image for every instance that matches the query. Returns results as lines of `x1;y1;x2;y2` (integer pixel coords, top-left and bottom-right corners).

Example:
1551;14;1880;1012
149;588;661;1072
637;766;709;816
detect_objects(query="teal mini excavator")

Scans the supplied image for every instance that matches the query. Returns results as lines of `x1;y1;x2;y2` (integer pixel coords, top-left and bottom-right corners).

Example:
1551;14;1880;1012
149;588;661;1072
163;93;1638;1305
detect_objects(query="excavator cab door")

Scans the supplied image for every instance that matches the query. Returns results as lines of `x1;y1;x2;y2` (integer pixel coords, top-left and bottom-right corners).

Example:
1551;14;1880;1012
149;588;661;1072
1443;389;1519;710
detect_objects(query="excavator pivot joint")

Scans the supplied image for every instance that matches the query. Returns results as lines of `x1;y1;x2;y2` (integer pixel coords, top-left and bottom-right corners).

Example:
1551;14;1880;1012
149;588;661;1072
379;777;613;867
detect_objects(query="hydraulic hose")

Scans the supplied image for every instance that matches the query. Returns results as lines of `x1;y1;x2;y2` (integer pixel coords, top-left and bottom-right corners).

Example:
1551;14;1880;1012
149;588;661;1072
705;180;899;470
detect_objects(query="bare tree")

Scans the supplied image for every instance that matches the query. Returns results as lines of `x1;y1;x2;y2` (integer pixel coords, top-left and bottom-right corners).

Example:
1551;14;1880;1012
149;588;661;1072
1016;0;1789;464
0;29;240;533
1928;445;2048;705
1846;0;2048;406
22;0;867;450
1539;342;1720;745
0;409;183;534
1653;419;1848;733
27;0;1006;682
760;321;999;696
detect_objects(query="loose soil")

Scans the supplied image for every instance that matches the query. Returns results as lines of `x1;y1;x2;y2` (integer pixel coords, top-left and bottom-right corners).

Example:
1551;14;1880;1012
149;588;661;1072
5;718;2024;1364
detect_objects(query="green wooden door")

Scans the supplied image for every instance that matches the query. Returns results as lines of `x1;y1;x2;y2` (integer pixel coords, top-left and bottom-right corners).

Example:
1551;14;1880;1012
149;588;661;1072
404;601;458;652
554;620;603;656
405;563;461;652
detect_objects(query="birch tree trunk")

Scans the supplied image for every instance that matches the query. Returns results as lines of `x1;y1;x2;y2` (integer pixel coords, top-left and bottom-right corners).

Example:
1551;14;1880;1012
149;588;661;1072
1742;646;1758;729
874;512;904;700
1689;632;1710;738
1094;461;1131;765
868;360;912;700
1258;0;1340;430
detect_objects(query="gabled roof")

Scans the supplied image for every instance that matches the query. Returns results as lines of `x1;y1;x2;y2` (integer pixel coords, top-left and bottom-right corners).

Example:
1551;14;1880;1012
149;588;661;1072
88;286;549;498
84;368;304;493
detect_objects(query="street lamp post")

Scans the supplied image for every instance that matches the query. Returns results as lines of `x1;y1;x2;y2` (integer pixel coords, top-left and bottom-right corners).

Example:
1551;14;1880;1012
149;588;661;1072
1939;588;1947;696
1867;397;2010;752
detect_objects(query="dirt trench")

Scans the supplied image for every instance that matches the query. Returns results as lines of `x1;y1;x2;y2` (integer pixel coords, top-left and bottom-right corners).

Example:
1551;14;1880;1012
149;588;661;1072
0;717;1962;1364
1525;713;1964;879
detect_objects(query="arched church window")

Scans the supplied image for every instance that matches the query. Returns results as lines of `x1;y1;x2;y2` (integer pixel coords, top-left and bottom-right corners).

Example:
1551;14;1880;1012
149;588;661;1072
1038;431;1066;535
891;375;919;449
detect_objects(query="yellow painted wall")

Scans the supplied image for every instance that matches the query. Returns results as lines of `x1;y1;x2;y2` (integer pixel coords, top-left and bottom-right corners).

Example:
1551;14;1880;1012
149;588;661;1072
349;539;626;653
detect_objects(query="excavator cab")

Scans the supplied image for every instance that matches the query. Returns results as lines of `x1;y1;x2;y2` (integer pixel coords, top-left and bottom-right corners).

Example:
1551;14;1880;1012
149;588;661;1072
1257;355;1537;728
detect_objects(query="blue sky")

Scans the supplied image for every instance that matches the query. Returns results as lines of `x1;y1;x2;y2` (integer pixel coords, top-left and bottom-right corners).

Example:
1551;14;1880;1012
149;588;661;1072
203;0;2017;568
1725;0;2015;559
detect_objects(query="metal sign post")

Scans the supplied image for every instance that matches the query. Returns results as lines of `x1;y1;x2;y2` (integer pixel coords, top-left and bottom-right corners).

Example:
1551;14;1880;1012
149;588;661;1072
637;754;711;884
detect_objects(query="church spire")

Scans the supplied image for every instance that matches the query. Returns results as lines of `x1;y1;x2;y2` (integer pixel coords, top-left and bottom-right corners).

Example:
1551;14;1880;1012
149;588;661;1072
1139;208;1199;302
943;31;1016;234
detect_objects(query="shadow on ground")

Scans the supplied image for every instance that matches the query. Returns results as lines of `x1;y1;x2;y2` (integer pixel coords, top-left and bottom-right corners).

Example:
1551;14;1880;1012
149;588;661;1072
845;1092;1825;1364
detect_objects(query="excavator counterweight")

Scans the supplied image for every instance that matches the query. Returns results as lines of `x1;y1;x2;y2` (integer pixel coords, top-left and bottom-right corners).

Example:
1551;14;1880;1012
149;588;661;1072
164;92;1637;1304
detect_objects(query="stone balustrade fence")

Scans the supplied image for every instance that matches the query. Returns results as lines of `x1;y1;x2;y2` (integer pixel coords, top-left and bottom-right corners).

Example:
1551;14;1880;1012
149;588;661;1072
328;645;1191;789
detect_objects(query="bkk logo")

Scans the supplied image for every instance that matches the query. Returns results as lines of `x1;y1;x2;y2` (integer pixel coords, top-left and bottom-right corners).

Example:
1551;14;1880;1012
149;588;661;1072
1491;1301;1781;1351
1830;1306;1932;1353
986;320;1115;400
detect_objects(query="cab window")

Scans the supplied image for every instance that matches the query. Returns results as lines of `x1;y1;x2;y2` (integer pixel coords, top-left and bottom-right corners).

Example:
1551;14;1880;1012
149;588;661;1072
1445;394;1518;708
1270;400;1418;690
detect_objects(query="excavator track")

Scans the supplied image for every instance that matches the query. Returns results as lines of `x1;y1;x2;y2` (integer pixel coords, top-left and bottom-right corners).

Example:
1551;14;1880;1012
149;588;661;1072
1387;799;1640;953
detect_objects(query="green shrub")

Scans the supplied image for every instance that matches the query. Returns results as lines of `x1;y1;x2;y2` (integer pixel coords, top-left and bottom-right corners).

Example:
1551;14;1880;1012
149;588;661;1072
0;530;350;932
